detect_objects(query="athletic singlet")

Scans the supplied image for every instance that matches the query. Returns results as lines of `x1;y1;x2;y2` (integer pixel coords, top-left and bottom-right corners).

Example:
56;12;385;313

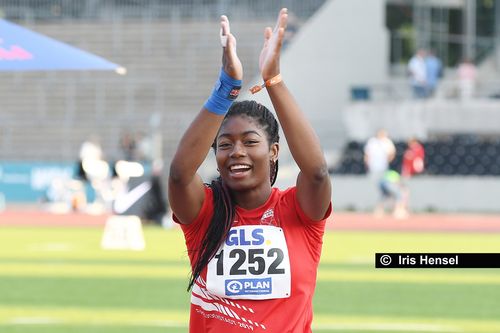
175;186;332;332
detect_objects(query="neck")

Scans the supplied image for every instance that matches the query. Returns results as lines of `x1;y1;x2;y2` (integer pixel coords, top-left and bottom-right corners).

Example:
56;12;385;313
232;185;272;210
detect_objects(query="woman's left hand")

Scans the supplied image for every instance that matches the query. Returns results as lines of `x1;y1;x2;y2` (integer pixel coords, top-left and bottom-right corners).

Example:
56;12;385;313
259;8;288;81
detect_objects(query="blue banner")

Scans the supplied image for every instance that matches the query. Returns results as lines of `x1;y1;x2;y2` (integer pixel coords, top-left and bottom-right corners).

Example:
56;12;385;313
0;162;77;202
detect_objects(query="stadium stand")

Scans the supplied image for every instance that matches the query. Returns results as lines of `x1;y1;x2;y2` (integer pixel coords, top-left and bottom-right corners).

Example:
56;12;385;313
332;134;500;176
0;20;269;161
0;0;325;163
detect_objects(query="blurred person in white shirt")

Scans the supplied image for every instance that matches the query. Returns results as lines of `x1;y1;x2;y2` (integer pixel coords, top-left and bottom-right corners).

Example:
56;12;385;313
364;129;396;217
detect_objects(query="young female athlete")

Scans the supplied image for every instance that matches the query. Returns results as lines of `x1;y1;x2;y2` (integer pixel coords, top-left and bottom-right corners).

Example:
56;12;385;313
168;8;332;332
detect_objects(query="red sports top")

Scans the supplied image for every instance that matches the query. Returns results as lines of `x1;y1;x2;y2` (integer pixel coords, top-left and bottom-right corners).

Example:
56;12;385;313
402;141;425;177
175;186;331;332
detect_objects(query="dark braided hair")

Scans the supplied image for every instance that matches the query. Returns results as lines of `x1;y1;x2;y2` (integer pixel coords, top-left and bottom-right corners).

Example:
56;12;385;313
187;100;280;291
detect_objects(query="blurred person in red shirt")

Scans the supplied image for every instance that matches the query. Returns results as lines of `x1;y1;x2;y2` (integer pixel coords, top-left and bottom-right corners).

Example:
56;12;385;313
457;58;477;101
401;138;425;215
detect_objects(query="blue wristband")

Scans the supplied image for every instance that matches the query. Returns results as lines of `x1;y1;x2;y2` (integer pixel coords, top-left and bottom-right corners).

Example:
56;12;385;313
204;68;242;115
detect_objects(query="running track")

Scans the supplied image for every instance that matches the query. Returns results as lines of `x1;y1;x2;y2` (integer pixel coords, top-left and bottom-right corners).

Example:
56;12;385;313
1;208;499;232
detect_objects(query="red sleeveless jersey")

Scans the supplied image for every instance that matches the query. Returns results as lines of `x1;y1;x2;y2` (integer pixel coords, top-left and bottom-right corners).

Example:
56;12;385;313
175;186;331;332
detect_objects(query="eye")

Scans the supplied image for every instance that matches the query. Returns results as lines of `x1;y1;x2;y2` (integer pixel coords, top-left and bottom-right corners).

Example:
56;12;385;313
245;140;259;146
218;142;232;149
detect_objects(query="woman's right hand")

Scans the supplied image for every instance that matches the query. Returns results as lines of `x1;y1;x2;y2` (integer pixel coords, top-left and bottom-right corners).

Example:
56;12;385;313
221;15;243;80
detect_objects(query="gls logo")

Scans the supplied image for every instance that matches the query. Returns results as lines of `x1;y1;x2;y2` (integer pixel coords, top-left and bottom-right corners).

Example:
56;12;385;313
225;228;264;246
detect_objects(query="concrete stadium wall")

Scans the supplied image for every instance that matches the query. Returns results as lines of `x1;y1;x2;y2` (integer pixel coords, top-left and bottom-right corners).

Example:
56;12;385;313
271;164;500;213
343;99;500;141
331;175;500;213
244;0;389;153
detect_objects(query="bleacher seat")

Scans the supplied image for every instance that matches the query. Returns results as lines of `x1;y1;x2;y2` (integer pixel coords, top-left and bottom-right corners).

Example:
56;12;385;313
331;134;500;176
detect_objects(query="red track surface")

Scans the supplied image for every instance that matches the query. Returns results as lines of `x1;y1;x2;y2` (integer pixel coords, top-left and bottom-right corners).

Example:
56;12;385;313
326;212;500;233
0;209;110;227
1;208;499;232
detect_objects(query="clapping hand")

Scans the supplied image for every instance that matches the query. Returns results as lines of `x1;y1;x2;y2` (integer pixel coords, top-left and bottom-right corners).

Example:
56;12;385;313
220;15;243;81
259;8;288;81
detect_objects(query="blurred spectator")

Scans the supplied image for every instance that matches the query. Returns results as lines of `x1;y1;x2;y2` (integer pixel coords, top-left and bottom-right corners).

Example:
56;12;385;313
401;138;425;178
364;129;396;175
119;130;137;161
43;178;86;212
408;49;427;99
457;58;477;101
425;50;442;97
401;138;425;215
77;135;111;212
145;160;168;224
364;129;396;217
77;135;103;181
136;131;153;163
379;169;407;219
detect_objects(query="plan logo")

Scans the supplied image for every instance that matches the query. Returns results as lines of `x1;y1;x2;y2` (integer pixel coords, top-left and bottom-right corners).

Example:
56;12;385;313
225;278;272;296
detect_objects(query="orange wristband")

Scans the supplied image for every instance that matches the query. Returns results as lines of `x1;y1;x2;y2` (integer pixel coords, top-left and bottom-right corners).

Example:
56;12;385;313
249;74;282;94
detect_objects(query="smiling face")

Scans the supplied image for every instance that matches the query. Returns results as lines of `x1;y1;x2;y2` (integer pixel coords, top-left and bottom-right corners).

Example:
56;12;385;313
215;115;279;193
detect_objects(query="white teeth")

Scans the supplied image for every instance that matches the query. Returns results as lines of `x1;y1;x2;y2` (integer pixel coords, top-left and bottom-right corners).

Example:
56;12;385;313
230;164;251;172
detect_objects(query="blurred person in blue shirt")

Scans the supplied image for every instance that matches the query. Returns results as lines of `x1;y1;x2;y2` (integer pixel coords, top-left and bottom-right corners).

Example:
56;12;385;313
425;50;443;98
408;49;427;99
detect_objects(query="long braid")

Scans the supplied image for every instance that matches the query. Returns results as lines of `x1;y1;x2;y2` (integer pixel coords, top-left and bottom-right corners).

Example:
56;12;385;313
270;159;279;186
187;100;280;291
187;177;233;291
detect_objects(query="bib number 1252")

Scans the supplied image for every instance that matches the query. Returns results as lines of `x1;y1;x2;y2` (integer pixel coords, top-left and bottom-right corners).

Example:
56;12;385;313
214;248;285;276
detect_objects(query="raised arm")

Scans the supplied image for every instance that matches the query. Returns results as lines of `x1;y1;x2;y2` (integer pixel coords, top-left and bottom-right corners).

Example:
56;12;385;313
259;8;331;220
168;16;243;224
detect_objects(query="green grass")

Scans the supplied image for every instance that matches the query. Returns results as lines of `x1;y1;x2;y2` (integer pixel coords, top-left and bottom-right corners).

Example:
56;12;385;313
0;225;500;333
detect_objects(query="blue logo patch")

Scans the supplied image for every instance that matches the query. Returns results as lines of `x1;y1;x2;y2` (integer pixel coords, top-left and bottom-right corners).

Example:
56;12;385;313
225;278;272;296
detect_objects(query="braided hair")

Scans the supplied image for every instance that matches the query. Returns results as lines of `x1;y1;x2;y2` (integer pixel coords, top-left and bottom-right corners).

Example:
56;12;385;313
187;100;280;291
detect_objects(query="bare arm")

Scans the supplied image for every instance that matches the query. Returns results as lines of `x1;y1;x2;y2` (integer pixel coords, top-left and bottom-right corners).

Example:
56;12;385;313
260;9;331;220
168;16;243;224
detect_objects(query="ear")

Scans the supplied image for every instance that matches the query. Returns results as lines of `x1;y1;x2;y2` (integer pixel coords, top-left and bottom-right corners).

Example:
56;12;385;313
269;142;279;161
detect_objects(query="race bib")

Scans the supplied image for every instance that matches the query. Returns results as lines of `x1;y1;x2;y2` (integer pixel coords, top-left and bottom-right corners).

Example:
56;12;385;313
206;225;291;300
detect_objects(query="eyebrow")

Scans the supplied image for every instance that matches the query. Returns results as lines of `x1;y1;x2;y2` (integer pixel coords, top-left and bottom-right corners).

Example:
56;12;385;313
217;130;262;139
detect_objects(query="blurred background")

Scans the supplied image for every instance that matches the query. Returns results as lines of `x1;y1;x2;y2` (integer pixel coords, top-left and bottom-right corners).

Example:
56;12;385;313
0;1;500;333
0;0;499;213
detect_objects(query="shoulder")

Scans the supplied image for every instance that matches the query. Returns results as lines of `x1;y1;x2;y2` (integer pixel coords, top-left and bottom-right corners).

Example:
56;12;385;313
175;185;214;232
384;138;395;148
275;187;331;225
364;138;376;149
273;187;296;207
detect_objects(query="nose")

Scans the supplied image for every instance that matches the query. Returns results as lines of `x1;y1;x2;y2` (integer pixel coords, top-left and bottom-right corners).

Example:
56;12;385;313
230;141;246;158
